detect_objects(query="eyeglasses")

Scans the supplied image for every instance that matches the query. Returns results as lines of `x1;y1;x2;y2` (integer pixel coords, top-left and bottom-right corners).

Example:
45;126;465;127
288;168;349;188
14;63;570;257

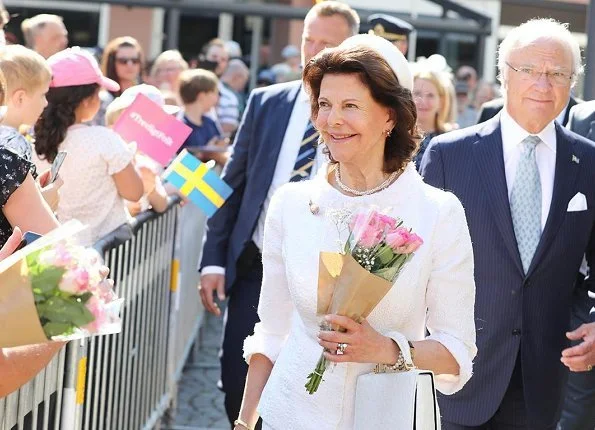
116;57;141;66
505;62;573;87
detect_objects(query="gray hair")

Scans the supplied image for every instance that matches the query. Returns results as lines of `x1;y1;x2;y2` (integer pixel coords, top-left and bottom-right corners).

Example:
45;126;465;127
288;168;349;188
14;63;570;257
20;14;64;48
223;58;249;78
497;18;583;87
305;1;360;37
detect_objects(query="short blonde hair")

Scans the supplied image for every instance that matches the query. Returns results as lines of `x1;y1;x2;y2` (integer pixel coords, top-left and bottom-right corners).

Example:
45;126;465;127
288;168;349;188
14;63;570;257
21;14;64;48
178;69;218;104
105;102;126;128
0;45;52;94
150;49;189;78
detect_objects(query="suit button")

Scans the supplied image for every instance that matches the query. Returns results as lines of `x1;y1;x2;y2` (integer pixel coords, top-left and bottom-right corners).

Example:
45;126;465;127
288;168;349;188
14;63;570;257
512;329;521;336
523;280;531;287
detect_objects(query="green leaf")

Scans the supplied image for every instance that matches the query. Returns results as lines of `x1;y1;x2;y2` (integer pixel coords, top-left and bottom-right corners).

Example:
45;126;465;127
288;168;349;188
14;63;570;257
375;245;395;266
372;266;400;282
36;296;94;327
31;266;66;296
43;321;75;338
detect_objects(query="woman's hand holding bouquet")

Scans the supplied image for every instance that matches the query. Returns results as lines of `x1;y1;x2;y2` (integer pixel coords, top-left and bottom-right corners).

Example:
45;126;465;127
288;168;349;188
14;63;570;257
304;209;423;394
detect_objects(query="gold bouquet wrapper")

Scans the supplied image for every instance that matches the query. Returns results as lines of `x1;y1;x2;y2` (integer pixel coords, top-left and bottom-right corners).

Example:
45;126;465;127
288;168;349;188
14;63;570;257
0;258;49;347
317;252;392;324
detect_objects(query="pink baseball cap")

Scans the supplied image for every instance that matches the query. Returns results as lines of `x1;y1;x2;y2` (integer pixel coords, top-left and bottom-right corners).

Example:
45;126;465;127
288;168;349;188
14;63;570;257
47;47;120;92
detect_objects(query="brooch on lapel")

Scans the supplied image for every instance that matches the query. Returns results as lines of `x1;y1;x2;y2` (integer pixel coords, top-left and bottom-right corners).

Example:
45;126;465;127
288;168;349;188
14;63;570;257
309;199;320;215
572;155;580;164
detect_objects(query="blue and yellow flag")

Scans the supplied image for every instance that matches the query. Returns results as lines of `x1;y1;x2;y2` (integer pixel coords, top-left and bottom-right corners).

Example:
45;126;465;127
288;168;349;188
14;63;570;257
163;150;233;217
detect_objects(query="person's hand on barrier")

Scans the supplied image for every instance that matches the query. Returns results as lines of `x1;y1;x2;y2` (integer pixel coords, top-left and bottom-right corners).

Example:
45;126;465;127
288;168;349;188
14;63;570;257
37;169;63;212
0;226;22;261
199;274;226;316
561;322;595;372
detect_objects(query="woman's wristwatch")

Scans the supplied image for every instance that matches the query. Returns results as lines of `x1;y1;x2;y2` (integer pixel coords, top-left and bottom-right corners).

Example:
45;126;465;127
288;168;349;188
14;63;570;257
234;418;253;430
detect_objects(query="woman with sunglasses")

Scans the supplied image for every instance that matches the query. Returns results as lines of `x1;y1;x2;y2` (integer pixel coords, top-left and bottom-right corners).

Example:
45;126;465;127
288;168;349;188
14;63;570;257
92;37;144;125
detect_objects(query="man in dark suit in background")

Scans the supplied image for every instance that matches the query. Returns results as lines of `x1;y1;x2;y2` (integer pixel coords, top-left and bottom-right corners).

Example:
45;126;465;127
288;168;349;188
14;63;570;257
557;100;595;430
422;19;595;429
197;2;360;427
477;93;580;126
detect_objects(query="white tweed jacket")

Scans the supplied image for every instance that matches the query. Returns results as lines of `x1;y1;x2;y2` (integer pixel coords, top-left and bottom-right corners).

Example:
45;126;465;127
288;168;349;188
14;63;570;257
243;163;477;430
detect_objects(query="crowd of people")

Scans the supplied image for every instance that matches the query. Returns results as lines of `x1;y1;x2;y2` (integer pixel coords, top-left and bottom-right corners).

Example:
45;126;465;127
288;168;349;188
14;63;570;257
0;1;594;430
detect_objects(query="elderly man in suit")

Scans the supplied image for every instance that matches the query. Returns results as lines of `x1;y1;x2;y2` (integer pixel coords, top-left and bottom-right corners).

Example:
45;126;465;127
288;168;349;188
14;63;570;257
556;100;595;430
198;2;360;427
421;19;595;429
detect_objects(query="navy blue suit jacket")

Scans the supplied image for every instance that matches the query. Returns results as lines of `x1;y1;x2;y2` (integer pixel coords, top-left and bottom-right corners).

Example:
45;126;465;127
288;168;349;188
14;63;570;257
200;80;302;292
420;116;595;428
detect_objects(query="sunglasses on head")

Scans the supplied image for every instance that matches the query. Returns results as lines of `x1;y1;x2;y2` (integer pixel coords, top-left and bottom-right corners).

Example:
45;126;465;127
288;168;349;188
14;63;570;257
116;57;141;65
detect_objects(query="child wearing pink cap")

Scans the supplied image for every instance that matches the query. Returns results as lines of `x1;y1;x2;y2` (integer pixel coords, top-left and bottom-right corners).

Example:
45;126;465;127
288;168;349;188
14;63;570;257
34;47;143;245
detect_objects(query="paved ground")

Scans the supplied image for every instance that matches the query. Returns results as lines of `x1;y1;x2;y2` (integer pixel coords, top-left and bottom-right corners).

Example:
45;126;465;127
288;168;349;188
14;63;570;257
162;313;229;430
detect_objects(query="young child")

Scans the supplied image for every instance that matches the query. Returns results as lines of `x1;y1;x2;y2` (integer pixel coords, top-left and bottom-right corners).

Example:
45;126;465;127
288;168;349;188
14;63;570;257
178;69;229;165
0;44;62;211
105;84;177;216
34;48;143;246
0;45;51;167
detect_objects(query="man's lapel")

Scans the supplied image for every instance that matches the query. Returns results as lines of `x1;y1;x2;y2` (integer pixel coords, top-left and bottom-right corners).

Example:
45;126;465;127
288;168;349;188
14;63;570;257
261;82;302;173
473;116;524;275
526;124;581;277
257;81;302;191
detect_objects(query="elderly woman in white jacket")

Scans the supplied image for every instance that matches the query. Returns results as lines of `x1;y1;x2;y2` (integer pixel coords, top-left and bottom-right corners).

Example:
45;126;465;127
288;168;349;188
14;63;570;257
235;35;477;430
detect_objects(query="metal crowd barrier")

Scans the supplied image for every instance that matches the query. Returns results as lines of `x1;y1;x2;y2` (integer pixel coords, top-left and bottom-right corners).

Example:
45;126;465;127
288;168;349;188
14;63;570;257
0;198;208;430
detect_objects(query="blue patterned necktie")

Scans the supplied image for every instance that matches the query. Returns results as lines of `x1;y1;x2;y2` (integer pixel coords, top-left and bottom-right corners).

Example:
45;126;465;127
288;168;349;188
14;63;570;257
289;121;319;182
510;135;542;273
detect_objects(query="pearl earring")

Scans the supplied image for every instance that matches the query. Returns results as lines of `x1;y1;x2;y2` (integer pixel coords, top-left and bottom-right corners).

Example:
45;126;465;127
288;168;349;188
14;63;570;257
385;129;392;137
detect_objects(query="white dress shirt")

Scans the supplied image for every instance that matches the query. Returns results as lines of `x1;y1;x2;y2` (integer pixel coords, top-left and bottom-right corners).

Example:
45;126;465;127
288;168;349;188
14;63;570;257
500;108;557;229
202;86;324;276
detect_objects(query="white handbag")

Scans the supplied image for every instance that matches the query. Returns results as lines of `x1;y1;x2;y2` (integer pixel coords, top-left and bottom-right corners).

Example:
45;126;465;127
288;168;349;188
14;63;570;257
354;369;441;430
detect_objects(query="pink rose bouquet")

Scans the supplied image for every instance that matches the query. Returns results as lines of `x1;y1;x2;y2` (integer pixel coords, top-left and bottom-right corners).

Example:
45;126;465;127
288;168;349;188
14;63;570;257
0;222;122;347
305;209;423;394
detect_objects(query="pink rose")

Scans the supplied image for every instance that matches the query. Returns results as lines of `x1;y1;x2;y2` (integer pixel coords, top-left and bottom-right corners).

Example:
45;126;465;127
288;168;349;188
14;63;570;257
393;232;424;254
376;214;397;231
84;296;106;333
359;227;382;248
386;227;410;249
58;268;90;295
58;270;79;295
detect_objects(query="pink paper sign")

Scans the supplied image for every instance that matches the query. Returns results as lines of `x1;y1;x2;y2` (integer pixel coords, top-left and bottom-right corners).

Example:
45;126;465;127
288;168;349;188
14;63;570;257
113;93;191;166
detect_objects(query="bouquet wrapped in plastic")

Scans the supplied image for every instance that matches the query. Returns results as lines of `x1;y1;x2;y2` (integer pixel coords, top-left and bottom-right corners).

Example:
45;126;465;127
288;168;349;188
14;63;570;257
305;208;423;394
0;222;122;347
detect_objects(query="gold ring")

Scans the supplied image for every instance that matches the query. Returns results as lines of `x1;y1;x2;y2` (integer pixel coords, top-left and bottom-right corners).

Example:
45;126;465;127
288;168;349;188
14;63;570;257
337;342;348;355
587;364;593;372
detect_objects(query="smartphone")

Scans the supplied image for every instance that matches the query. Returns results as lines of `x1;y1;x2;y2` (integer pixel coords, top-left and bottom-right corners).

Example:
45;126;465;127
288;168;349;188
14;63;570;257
49;151;67;184
15;231;42;252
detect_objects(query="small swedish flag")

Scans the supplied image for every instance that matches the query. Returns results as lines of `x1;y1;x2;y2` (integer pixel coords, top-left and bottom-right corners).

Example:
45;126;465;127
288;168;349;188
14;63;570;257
163;150;233;217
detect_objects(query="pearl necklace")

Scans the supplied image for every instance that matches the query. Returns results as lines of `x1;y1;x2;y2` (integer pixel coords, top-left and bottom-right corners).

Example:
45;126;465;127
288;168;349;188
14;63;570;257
334;166;399;196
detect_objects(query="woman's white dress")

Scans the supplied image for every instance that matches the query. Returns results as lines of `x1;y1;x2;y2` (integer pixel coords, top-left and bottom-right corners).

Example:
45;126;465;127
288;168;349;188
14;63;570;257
243;163;477;430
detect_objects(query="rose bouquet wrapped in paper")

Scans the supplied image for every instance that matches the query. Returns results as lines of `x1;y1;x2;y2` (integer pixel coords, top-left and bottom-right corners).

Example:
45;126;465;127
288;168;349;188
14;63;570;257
0;221;122;347
305;209;423;394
